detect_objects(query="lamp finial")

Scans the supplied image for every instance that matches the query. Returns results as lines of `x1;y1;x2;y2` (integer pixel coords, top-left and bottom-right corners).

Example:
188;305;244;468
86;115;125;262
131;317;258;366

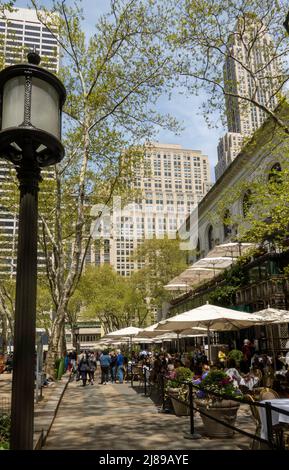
27;47;41;66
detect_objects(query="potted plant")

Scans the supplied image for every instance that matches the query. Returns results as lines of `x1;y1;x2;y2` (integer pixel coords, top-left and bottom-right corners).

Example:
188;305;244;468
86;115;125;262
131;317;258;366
166;367;193;416
193;369;242;437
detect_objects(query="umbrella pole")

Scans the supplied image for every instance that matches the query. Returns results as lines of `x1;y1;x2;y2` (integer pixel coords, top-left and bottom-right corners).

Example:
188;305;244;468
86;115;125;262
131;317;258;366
207;328;211;364
177;333;180;354
269;324;277;371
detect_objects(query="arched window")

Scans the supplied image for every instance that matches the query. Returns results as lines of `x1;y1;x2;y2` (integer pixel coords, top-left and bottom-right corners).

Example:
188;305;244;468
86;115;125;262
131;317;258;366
208;225;214;250
223;209;231;239
242;190;252;217
196;238;201;260
268;162;282;183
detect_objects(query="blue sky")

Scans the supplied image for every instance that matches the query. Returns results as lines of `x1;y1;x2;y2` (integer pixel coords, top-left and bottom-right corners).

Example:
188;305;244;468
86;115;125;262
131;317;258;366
14;0;226;180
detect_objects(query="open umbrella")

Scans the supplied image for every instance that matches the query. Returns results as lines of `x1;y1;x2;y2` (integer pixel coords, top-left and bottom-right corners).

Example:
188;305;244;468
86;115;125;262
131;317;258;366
105;326;143;351
255;307;289;324
254;307;289;369
105;326;142;338
192;257;233;275
206;242;255;260
155;303;264;361
136;323;207;352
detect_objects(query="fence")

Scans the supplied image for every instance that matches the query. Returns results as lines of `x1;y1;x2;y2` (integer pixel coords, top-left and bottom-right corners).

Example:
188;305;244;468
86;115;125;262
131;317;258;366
0;397;11;449
129;364;289;450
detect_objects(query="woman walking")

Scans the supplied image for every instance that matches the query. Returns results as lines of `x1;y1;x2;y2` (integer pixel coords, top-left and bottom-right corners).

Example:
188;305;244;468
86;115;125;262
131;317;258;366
88;352;97;385
78;352;89;386
99;350;111;384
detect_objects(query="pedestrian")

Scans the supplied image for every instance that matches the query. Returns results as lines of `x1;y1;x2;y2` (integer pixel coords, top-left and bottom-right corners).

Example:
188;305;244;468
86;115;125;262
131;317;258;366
110;351;117;383
99;349;111;384
241;339;255;373
88;352;97;385
78;352;89;386
116;350;124;383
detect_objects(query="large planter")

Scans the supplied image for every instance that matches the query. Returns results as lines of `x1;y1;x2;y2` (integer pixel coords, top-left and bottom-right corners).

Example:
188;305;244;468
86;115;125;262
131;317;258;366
168;388;190;416
196;399;240;437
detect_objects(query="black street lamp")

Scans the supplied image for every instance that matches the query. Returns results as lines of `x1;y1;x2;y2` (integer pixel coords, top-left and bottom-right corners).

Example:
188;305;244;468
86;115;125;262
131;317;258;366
0;50;66;450
284;10;289;35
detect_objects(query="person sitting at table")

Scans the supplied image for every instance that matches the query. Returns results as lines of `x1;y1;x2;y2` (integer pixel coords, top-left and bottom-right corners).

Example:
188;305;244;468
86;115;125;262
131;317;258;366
218;347;227;369
276;352;287;371
225;358;242;388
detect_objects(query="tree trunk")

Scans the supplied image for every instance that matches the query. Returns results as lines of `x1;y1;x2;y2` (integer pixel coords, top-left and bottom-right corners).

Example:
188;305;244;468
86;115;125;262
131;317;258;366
58;320;66;358
45;306;66;377
0;315;7;354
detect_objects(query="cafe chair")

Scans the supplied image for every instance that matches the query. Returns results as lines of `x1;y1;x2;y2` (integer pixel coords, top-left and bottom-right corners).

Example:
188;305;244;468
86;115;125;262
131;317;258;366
244;394;264;450
259;388;280;400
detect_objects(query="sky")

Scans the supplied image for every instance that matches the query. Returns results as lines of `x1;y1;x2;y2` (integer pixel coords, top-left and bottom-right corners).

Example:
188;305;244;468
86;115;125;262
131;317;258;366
13;0;226;181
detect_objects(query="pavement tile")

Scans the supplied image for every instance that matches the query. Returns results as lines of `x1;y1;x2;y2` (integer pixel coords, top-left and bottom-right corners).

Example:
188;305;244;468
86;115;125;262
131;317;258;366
42;372;255;450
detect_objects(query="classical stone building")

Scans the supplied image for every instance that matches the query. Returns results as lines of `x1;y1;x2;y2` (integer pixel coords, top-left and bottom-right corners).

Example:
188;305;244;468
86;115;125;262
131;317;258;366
166;102;289;351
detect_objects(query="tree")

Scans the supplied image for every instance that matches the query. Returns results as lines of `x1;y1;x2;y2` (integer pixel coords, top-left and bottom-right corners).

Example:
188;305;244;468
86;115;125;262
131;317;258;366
71;264;149;334
170;0;289;135
132;236;189;310
27;0;180;374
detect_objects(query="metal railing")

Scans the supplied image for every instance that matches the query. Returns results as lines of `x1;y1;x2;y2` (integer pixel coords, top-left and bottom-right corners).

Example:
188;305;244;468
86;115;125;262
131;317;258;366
129;365;289;450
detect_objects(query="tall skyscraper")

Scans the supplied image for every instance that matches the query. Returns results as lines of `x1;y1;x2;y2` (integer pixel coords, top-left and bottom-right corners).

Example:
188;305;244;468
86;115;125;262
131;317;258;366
88;143;211;277
0;8;60;276
215;16;281;180
0;7;59;72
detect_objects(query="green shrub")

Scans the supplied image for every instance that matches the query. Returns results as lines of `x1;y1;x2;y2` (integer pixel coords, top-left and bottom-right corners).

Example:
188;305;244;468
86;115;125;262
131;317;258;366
175;367;194;382
0;414;10;449
227;349;244;365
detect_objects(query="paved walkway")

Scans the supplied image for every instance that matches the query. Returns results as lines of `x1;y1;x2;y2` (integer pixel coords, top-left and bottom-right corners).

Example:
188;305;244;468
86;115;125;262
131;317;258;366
0;371;70;448
43;374;255;450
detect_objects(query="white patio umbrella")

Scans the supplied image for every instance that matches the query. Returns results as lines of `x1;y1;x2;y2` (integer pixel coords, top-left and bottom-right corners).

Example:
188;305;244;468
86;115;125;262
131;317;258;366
105;326;142;338
164;280;190;291
207;243;256;260
105;326;143;351
155;303;264;361
135;323;170;338
193;257;233;274
136;323;207;352
254;307;289;369
255;307;289;324
164;267;218;291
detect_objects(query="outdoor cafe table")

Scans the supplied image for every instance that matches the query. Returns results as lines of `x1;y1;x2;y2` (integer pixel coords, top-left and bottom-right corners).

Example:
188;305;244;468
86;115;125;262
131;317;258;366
259;399;289;440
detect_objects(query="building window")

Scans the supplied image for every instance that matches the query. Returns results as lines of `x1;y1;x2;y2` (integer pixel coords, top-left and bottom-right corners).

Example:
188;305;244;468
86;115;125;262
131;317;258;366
208;225;214;250
268;162;282;183
223;209;231;239
196;238;201;260
242;190;252;217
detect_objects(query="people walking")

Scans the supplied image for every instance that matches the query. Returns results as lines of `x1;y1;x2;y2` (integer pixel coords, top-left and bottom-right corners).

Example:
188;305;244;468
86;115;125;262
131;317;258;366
110;351;117;383
116;350;124;383
99;350;111;384
88;352;97;385
78;352;89;386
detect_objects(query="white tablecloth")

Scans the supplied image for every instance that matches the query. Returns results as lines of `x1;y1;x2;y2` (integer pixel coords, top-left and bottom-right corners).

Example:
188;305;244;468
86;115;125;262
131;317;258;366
259;399;289;440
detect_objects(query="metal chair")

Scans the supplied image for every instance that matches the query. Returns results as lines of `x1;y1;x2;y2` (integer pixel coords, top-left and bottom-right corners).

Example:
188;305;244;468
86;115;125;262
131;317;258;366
259;387;280;400
244;394;263;450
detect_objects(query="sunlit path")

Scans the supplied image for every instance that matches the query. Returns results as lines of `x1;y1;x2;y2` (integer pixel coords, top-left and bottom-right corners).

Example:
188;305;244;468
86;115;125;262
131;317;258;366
43;372;253;450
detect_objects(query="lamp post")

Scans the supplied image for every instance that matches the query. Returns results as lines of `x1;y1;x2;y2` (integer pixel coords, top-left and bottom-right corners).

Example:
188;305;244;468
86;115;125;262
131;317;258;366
284;10;289;34
0;50;66;450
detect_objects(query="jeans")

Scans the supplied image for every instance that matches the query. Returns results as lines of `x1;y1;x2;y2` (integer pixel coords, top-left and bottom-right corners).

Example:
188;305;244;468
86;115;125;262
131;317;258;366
81;370;87;386
111;366;116;382
101;366;110;383
117;366;124;383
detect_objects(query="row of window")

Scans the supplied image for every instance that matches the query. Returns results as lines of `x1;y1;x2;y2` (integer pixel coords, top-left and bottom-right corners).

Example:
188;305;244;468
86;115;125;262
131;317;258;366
201;162;282;252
